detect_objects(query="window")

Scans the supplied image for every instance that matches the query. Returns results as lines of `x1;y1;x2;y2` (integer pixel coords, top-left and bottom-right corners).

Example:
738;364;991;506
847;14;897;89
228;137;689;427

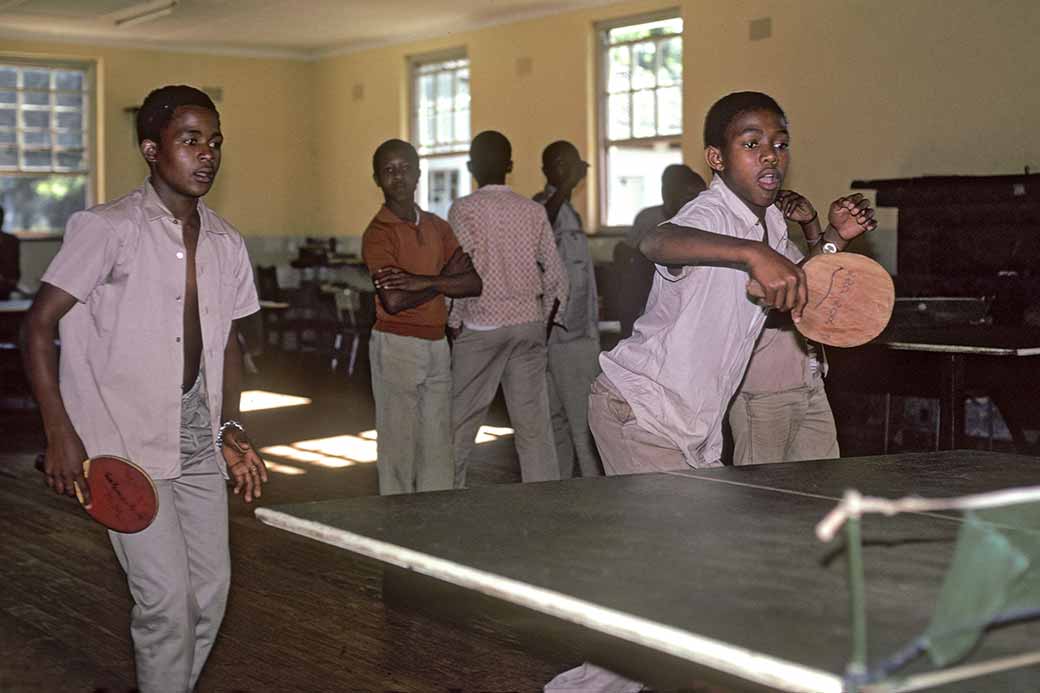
0;61;94;234
410;53;471;220
598;14;683;228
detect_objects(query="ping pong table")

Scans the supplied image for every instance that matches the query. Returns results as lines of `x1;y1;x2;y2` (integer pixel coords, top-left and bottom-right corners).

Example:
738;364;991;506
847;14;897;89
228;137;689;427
256;450;1040;692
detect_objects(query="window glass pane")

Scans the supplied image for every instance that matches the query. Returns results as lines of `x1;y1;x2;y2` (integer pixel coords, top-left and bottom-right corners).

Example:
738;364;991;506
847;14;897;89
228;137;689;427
22;131;51;147
631;42;656;90
657;86;682;136
22;110;51;129
0;68;16;89
436;72;453;113
23;149;52;168
658;36;682;86
56;111;82;129
56;131;83;148
419;112;435;150
24;90;50;106
607;93;631;141
417;154;471;219
23;69;50;89
56;92;83;108
0;174;88;231
436;108;452;144
605;141;682;226
0;90;14;105
632;89;656;138
0;130;14;145
0;109;14;128
54;70;83;91
608;17;682;44
56;150;85;169
607;46;630;94
454;109;469;144
0;146;15;168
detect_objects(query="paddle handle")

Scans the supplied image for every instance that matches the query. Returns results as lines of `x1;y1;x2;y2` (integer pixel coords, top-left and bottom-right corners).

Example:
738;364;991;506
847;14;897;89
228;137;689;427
74;458;92;509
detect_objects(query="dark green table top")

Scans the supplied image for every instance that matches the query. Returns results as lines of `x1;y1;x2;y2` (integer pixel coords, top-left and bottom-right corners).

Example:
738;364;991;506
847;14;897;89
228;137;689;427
256;450;1040;692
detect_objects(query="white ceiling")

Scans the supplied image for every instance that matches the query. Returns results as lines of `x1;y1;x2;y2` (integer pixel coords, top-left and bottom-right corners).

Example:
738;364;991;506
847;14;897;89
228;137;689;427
0;0;617;59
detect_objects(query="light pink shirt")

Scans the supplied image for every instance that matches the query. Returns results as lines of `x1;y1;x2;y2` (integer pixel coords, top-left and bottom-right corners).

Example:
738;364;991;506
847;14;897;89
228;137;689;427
41;180;260;479
599;175;788;467
447;185;568;329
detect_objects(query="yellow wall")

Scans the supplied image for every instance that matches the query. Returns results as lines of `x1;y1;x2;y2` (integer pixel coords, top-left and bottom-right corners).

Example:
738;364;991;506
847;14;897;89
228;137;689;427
313;0;1040;271
313;0;671;236
2;39;315;237
6;0;1040;274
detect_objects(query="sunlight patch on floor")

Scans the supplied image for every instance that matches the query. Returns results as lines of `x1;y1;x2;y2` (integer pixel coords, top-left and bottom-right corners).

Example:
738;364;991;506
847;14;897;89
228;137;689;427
260;434;376;467
262;460;307;476
259;425;516;469
239;390;312;412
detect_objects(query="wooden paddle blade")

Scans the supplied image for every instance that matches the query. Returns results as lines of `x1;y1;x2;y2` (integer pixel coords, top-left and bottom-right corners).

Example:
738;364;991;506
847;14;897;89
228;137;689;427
82;455;159;533
799;252;894;348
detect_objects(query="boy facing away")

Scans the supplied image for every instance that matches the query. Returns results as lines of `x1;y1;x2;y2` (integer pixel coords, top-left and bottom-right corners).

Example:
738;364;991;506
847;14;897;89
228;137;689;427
448;130;568;487
22;85;267;691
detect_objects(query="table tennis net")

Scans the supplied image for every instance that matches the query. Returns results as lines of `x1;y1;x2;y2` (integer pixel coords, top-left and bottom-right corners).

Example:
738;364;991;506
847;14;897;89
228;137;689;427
817;487;1040;690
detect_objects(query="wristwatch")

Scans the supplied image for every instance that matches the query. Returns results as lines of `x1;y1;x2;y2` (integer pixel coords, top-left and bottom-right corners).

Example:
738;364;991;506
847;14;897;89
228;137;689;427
822;241;839;254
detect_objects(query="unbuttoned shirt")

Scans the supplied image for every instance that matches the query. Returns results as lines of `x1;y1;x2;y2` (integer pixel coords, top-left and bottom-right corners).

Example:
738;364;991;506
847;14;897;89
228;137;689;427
447;184;568;330
362;205;461;341
534;186;598;343
41;179;260;480
599;175;788;467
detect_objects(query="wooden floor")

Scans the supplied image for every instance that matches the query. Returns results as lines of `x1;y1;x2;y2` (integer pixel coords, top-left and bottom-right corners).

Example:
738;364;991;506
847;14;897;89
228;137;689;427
0;355;593;692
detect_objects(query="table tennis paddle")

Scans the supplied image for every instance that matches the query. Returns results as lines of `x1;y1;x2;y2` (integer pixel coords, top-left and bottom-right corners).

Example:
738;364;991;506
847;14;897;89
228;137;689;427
748;252;895;348
35;454;159;533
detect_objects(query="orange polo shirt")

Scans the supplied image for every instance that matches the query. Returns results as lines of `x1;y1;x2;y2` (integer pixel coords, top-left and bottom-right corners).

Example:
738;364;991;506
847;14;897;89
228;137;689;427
362;205;461;340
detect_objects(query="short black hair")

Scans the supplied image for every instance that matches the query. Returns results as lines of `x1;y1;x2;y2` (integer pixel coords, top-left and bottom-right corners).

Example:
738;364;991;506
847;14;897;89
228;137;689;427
136;85;218;144
541;140;578;169
703;92;786;148
372;139;418;175
471;130;511;164
662;163;703;187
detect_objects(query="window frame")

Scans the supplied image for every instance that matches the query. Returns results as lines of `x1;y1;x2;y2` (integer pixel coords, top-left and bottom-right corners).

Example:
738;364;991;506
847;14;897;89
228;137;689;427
0;55;98;236
596;9;683;231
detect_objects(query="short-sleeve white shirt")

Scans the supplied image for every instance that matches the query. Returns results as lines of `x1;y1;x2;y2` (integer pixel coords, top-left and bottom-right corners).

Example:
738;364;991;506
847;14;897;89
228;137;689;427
599;175;789;467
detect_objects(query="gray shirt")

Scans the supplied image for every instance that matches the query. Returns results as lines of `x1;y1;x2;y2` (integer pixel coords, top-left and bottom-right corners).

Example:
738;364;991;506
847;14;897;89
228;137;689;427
535;185;599;343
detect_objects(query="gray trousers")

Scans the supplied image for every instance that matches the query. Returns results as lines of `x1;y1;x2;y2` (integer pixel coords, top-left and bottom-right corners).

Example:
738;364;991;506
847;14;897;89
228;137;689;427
108;371;229;693
728;376;840;466
547;337;603;478
370;330;453;495
451;321;559;487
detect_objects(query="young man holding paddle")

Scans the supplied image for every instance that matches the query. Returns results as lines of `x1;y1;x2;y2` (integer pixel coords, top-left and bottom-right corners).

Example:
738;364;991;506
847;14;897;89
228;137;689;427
21;85;266;692
550;90;879;693
588;91;877;475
